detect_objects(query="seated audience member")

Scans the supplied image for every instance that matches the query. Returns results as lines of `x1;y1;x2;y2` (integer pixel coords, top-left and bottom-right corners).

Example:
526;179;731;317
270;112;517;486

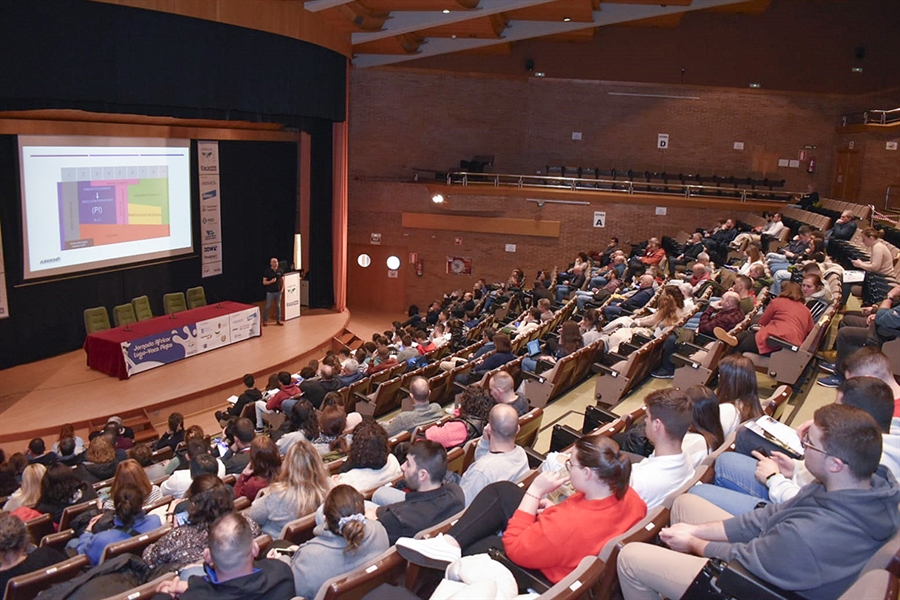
425;385;493;449
679;387;725;468
457;333;514;385
692;376;899;516
2;463;46;515
89;416;135;444
603;292;679;355
397;435;646;585
365;344;399;376
524;321;583;373
555;263;587;303
222;418;256;475
154;412;185;454
102;458;163;510
508;308;541;342
716;354;763;439
35;463;98;525
383;377;443;437
234;436;281;502
629;389;696;509
144;474;261;570
164;425;205;475
336;359;364;387
255;372;300;431
697;292;744;337
825;209;858;246
275;400;320;456
372;440;465;544
0;511;67;592
818;285;900;388
322;392;363;434
488;371;529;416
51;423;85;457
333;421;401;492
801;272;832;304
246;440;331;538
703;218;737;265
624;238;665;283
56;437;84;468
277;485;389;599
617;403;899;600
580;308;603;345
162;438;227;499
154;511;294;600
603;274;655;321
296;364;340;411
130;443;168;482
75;435;119;484
731;274;756;314
25;438;57;468
850;227;894;278
310;406;350;458
216;374;263;424
77;483;161;565
459;404;529;505
669;232;705;275
715;282;814;358
747;263;773;294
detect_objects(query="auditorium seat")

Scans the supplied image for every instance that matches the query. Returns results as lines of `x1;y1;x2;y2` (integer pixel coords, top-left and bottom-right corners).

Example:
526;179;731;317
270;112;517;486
131;295;153;321
186;286;207;309
83;306;111;334
3;554;90;600
112;303;137;328
163;292;187;315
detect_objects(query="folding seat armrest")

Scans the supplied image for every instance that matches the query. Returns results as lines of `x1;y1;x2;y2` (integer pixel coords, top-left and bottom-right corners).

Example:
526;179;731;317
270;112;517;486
671;354;701;369
694;333;716;346
520;369;544;382
766;335;801;352
592;362;615;376
679;341;709;353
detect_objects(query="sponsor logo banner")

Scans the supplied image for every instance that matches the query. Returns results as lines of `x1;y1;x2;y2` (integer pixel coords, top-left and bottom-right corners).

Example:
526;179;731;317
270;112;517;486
198;142;222;278
283;272;301;321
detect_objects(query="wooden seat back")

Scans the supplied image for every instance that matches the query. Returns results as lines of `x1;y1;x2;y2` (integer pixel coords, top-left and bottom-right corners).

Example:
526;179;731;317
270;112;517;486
4;554;90;600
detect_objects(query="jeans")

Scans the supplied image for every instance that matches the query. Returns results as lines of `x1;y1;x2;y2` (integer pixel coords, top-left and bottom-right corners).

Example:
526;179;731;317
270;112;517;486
711;451;770;499
770;269;792;296
687;483;766;516
575;291;596;311
556;284;574;303
589;275;608;289
264;290;282;322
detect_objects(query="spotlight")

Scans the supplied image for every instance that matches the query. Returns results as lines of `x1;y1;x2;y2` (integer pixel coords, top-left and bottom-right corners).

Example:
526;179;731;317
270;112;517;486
563;16;571;22
432;193;445;204
442;9;450;13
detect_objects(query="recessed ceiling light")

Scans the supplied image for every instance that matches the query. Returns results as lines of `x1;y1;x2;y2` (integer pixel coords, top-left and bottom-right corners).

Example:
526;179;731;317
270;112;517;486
451;34;457;39
851;67;863;73
432;193;444;204
563;16;571;22
749;83;761;89
535;72;546;77
442;9;450;14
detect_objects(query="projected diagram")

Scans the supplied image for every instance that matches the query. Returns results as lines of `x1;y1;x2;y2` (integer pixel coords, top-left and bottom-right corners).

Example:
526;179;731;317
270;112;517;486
57;166;170;249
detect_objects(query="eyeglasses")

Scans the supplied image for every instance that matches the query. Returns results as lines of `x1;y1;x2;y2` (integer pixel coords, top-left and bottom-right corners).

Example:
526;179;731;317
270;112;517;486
801;433;828;456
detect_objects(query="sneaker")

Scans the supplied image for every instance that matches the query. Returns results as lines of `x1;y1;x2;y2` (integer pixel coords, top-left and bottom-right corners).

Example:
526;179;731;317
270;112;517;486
276;321;284;326
818;361;836;374
396;534;461;570
651;369;675;379
713;327;738;347
817;375;843;388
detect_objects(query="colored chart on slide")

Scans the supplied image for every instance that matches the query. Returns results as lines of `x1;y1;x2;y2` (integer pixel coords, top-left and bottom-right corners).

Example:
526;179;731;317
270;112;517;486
57;165;170;249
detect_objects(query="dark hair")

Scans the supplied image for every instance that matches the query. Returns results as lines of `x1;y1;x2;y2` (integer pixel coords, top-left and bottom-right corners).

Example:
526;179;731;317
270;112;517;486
0;512;28;554
347;421;389;470
167;412;184;433
184;425;205;445
0;465;19;496
558;321;584;356
113;483;145;527
59;437;76;458
778;281;805;302
299;366;317;379
716;355;763;422
232;418;256;445
324;485;367;554
190;453;219;479
838;376;893;433
843;346;892;379
862;227;883;239
645;388;692;440
265;373;280;391
187;475;234;527
493;333;512;353
664;286;685;310
40;463;85;507
290;400;320;440
459;385;494;421
814;404;883;480
407;440;448;483
574;435;631;500
28;438;46;456
277;371;293;386
187;438;210;459
249;436;281;481
8;454;27;477
130;443;152;467
319;406;349;453
684;386;725;452
243;374;255;388
734;275;753;291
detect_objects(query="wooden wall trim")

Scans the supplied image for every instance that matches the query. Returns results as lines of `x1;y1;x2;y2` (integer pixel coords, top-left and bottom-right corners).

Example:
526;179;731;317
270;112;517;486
402;212;560;238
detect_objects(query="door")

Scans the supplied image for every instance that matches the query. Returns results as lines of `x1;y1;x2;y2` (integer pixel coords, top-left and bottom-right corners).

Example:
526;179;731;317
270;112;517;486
347;243;408;313
832;150;862;201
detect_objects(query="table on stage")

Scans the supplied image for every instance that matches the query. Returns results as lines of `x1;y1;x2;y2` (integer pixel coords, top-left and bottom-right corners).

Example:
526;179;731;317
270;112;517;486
84;301;261;379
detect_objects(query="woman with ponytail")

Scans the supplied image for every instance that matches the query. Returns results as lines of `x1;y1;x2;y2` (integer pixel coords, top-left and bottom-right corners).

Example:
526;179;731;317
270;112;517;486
286;484;389;599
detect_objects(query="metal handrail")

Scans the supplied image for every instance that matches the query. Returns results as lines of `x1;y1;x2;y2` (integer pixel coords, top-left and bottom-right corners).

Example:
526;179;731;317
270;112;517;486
842;107;900;126
443;171;805;203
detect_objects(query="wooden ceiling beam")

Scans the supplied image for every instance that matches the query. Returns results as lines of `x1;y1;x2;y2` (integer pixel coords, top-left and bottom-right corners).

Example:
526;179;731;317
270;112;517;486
415;15;509;39
504;0;595;22
357;0;479;11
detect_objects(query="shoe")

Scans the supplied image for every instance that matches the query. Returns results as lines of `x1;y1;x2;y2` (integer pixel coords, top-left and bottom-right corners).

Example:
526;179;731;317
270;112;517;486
263;321;268;327
818;361;836;374
713;327;738;347
276;321;283;326
651;369;675;379
215;411;228;422
817;375;843;388
255;427;265;434
396;534;461;570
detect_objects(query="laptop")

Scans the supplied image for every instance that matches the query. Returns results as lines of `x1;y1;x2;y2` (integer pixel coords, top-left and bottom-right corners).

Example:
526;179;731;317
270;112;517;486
526;339;542;357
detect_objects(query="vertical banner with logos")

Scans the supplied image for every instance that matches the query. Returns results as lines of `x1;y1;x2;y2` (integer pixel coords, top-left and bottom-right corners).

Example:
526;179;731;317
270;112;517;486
197;141;223;277
283;271;301;321
0;216;8;319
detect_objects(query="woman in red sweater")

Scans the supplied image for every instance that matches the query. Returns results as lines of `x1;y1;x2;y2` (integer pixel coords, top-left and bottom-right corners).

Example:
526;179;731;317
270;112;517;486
234;435;281;501
397;434;647;584
716;281;815;356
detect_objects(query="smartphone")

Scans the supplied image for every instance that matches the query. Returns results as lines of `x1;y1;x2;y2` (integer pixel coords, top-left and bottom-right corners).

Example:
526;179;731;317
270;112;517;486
754;446;770;458
215;439;229;457
174;511;190;527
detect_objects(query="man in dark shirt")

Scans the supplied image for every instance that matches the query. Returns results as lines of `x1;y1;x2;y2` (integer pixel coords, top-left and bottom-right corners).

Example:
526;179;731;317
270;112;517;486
372;440;465;544
298;364;340;410
0;513;67;593
262;257;284;326
217;374;263;424
825;209;858;254
797;183;819;209
221;418;255;475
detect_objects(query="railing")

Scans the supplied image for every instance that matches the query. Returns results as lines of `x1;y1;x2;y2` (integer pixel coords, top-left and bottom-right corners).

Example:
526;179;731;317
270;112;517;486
841;107;900;127
439;171;805;203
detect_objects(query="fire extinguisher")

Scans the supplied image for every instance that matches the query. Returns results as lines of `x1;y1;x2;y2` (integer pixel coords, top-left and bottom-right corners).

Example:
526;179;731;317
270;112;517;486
807;157;816;174
415;259;424;277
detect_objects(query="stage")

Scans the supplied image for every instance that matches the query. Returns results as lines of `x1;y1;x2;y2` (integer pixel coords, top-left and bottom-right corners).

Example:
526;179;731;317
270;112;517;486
0;308;354;455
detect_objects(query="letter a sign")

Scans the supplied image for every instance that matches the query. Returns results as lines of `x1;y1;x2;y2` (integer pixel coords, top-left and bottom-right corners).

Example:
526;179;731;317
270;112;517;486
593;211;606;228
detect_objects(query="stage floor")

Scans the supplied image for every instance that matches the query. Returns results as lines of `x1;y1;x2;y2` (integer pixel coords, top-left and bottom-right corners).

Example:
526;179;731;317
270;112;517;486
0;308;352;454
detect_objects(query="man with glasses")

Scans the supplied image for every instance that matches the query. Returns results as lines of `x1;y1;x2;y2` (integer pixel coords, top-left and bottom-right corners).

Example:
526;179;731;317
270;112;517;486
617;403;899;600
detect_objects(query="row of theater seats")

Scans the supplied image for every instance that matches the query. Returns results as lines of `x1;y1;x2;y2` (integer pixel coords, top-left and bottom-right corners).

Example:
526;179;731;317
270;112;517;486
83;287;208;334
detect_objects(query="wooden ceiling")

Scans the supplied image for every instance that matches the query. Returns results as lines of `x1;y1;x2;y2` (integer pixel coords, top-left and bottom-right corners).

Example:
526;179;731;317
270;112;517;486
301;0;772;67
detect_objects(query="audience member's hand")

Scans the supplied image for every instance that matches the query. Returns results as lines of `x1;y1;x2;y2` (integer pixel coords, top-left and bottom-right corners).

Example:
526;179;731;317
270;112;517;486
660;523;699;553
795;419;813;442
529;470;569;497
482;423;493;441
241;463;254;477
156;575;189;597
85;513;103;533
769;452;795;478
751;451;780;483
861;306;874;316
